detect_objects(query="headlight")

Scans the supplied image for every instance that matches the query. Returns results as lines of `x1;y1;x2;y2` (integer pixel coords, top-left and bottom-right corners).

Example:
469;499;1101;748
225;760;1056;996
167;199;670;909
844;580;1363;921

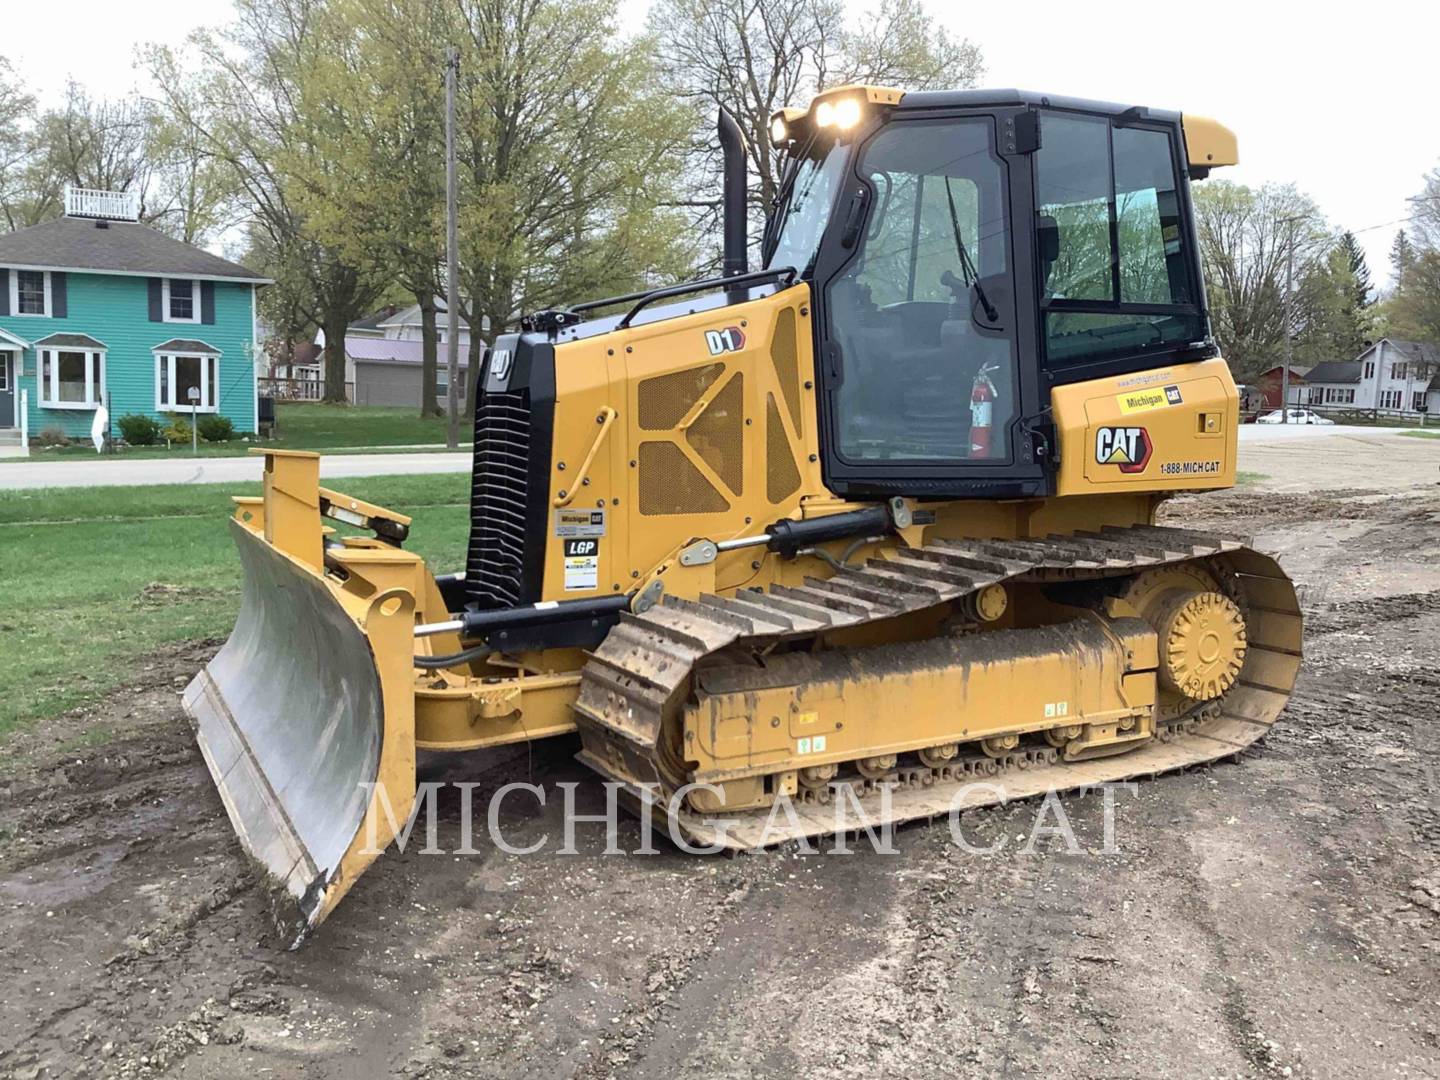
814;100;835;127
770;116;788;145
833;98;862;129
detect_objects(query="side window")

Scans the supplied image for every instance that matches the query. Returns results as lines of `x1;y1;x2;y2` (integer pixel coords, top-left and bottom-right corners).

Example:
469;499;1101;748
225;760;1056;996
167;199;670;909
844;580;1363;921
1035;113;1201;367
1035;114;1113;302
1114;126;1192;305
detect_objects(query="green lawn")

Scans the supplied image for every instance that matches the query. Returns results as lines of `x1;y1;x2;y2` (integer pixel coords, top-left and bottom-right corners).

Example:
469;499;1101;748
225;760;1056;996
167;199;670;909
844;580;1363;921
1236;471;1268;485
1399;430;1440;440
0;472;471;745
26;402;472;461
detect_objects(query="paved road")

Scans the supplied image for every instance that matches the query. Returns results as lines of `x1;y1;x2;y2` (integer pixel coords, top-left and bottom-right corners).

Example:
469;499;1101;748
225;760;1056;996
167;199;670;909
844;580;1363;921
0;450;472;490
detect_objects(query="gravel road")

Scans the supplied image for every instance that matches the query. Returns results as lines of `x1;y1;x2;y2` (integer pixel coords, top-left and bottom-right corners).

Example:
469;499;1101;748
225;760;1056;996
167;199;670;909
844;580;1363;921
1;437;1438;1079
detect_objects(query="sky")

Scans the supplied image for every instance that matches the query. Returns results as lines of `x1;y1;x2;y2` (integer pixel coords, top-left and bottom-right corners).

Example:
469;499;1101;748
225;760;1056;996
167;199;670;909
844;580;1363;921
7;0;1436;287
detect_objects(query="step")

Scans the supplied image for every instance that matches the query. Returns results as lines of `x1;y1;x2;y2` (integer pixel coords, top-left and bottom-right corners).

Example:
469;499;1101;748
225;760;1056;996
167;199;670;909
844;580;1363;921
0;444;30;458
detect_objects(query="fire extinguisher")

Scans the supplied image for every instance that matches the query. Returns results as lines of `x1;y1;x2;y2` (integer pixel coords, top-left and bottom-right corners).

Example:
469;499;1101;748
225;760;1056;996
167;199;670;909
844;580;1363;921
969;363;998;458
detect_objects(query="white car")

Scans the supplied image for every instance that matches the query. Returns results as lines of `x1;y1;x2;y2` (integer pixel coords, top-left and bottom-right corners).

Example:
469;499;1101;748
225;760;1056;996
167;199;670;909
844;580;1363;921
1255;408;1335;425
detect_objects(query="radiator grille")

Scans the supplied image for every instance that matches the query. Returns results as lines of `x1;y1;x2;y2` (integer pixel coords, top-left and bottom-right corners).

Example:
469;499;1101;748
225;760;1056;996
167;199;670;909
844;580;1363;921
686;373;744;495
639;441;729;515
765;393;801;503
467;389;531;607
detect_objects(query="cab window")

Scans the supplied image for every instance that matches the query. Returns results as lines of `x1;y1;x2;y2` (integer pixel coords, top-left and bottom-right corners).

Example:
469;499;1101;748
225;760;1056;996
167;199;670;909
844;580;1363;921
1035;112;1201;366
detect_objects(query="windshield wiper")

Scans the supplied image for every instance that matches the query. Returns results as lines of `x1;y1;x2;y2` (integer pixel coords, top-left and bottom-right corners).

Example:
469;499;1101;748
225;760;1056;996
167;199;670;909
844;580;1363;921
943;177;999;324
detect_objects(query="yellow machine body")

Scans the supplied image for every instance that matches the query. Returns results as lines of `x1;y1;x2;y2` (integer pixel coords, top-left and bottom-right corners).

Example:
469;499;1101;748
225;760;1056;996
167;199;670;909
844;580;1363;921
184;87;1295;942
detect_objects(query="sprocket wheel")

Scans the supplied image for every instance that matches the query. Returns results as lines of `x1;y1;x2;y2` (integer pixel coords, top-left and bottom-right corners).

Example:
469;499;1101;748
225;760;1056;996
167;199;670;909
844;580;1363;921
1122;562;1248;723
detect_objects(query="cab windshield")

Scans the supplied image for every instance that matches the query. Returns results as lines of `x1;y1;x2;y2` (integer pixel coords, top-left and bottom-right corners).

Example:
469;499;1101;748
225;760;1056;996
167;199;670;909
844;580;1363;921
766;141;847;273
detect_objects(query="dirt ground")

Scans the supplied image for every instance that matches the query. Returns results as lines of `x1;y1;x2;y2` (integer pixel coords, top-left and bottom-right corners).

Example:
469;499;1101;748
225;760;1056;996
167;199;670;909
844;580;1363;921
3;434;1440;1080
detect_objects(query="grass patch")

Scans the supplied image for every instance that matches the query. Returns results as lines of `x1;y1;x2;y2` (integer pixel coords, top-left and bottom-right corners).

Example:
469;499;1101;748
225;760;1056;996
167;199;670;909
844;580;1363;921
1236;471;1268;486
0;472;471;745
1398;430;1440;440
26;402;472;461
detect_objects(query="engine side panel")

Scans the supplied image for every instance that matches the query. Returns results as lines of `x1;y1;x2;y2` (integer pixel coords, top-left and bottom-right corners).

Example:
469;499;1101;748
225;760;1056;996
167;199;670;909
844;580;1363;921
538;283;824;601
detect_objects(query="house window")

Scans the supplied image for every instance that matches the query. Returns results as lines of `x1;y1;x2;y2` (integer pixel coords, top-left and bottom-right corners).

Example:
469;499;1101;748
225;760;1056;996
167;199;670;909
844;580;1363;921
10;270;51;317
156;352;219;411
1393;362;1408;380
1414;391;1427;411
163;279;200;323
1364;360;1375;379
39;348;104;408
1380;389;1402;410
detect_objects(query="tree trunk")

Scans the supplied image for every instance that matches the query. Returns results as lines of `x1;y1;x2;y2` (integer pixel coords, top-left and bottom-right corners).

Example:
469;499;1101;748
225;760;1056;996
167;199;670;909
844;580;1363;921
321;309;350;404
418;294;442;417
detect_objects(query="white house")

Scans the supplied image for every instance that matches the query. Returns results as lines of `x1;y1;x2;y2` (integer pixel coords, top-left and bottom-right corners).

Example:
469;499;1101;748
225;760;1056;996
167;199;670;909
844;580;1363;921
1304;339;1440;416
374;299;473;348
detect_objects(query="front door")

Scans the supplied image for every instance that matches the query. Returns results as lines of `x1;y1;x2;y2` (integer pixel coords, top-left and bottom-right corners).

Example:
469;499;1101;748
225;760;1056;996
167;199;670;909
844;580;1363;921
810;110;1047;499
0;353;14;428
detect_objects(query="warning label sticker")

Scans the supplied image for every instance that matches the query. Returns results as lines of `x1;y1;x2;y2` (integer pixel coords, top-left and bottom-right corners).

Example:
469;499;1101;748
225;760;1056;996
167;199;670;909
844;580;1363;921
563;538;599;591
554;508;606;538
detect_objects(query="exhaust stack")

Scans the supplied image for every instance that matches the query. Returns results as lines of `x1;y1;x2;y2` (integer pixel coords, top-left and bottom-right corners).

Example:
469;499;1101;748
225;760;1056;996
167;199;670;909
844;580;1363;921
718;109;748;277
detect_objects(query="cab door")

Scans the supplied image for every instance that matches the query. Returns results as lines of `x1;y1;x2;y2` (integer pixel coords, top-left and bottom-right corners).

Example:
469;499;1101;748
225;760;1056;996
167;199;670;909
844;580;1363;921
808;108;1048;499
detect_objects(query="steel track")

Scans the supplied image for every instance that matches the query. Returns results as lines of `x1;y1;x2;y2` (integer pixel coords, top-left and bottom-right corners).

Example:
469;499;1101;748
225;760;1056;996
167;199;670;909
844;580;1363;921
573;525;1302;850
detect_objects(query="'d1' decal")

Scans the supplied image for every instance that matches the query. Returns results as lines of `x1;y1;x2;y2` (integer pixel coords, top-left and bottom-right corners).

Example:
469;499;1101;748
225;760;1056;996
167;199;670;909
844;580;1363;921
705;326;746;355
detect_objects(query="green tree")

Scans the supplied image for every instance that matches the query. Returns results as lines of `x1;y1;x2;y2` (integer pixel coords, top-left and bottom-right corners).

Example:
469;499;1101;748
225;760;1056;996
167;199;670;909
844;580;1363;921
287;0;453;414
1335;231;1371;307
1390;228;1415;292
1294;243;1371;363
451;0;695;347
148;0;391;402
1388;250;1440;345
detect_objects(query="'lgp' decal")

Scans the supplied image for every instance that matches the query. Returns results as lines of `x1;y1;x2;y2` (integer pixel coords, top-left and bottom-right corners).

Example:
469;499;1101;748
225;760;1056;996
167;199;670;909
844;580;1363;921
705;327;746;355
1095;426;1153;474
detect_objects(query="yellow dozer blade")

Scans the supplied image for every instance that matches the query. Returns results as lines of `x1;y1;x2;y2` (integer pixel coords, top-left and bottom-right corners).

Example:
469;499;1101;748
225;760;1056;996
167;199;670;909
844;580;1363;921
183;451;421;945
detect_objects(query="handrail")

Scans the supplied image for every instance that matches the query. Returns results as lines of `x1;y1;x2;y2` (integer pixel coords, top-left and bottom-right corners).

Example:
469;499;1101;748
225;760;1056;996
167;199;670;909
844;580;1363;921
554;406;617;507
615;266;798;330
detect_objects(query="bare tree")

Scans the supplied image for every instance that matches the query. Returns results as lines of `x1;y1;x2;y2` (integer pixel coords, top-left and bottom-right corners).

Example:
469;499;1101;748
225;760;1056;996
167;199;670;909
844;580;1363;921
650;0;983;266
1192;180;1330;378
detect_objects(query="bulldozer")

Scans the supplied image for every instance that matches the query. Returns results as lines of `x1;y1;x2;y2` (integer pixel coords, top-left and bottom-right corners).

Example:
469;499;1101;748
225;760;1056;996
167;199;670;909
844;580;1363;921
185;86;1301;943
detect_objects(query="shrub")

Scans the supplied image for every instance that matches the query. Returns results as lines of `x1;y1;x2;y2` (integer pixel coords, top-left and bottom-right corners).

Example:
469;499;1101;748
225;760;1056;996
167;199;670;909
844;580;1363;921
163;418;193;445
197;414;235;442
117;414;162;446
33;425;70;448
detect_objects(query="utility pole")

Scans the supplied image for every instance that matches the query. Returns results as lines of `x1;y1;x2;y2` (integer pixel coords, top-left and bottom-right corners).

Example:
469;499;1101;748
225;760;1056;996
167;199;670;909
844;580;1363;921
444;45;461;450
1280;214;1302;423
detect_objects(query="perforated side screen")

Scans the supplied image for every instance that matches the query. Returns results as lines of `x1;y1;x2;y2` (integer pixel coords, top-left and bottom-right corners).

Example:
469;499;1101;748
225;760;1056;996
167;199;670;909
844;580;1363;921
766;393;801;504
638;441;729;515
770;307;802;432
638;363;724;430
686;373;744;495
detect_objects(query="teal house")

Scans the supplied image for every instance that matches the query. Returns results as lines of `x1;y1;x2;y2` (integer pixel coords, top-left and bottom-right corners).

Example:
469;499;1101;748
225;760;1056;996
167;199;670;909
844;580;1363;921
0;188;267;455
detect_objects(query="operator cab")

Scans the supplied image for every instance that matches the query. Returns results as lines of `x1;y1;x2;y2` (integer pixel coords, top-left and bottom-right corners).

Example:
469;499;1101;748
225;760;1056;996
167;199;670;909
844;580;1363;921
763;87;1229;499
